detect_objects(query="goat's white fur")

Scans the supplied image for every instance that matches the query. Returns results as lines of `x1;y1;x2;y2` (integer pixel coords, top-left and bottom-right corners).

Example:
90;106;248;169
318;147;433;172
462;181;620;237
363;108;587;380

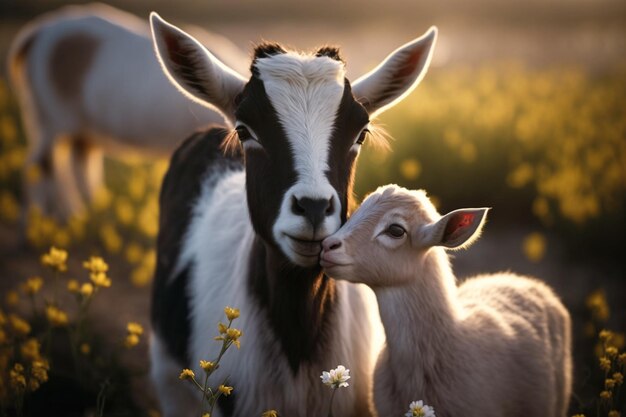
161;169;384;416
8;4;248;219
256;53;346;265
322;185;572;417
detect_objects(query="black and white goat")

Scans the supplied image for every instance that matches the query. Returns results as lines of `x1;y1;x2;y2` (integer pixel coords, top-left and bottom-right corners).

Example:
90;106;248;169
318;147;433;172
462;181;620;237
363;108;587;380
149;13;437;417
8;3;248;219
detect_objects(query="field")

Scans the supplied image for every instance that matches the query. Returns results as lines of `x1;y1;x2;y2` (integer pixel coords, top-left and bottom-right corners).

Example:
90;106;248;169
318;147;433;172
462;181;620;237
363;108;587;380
0;0;625;416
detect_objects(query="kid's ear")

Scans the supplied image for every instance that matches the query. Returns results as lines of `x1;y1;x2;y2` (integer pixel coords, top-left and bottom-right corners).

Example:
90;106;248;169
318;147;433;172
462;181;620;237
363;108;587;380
419;208;489;249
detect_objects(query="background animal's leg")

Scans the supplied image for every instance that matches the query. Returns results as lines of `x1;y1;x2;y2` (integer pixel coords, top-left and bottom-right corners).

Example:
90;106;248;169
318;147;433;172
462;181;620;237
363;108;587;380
49;134;86;220
71;136;104;205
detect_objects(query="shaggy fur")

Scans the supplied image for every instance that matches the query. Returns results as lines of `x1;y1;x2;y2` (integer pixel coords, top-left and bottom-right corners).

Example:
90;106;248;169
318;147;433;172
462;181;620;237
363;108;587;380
321;185;573;417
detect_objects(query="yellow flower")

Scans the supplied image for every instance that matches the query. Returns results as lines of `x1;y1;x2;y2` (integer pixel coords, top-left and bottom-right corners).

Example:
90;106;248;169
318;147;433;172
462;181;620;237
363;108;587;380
613;372;623;385
9;364;26;390
90;272;112;288
80;283;94;297
600;390;612;400
200;360;215;372
218;385;233;396
28;378;40;392
5;290;19;306
20;338;41;361
608;411;620;417
522;232;546;263
224;306;240;321
262;410;278;417
202;414;210;417
80;343;91;355
218;322;228;334
571;415;585;417
41;246;68;272
22;276;43;295
82;256;109;274
599;357;611;371
127;322;144;336
179;369;195;380
619;353;626;366
124;333;140;348
605;378;616;389
31;360;49;383
46;306;69;327
67;279;80;293
9;314;31;335
606;347;618;357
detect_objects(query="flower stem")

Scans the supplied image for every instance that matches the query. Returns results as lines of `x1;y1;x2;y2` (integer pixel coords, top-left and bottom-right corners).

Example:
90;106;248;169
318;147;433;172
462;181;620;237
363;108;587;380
327;388;337;417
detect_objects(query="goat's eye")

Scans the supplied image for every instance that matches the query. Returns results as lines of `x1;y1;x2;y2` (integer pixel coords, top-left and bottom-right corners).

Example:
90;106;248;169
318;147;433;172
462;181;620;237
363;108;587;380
355;129;369;145
386;224;406;238
236;126;253;142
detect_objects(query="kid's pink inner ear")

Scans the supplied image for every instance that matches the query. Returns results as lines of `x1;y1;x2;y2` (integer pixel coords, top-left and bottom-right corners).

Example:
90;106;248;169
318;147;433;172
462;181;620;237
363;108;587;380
444;212;475;240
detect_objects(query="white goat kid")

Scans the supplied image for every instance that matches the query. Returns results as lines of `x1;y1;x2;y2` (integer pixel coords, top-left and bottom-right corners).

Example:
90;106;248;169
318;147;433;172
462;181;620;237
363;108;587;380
321;185;572;417
8;3;248;219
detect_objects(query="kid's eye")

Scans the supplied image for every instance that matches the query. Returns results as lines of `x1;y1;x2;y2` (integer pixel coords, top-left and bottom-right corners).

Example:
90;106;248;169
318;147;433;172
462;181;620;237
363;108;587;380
386;224;406;238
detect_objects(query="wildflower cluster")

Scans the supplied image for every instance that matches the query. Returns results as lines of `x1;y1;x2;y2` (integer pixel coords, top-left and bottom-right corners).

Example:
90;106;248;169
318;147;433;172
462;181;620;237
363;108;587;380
0;246;147;416
179;307;243;416
594;329;625;414
124;322;144;348
0;308;50;413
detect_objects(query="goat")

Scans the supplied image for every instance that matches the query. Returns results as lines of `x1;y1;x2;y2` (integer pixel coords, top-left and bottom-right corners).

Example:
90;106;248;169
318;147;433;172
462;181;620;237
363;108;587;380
7;3;249;220
321;185;572;417
149;13;437;417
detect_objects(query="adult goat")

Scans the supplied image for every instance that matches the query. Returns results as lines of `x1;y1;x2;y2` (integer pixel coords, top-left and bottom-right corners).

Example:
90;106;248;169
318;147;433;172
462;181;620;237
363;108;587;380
8;3;248;219
149;13;437;417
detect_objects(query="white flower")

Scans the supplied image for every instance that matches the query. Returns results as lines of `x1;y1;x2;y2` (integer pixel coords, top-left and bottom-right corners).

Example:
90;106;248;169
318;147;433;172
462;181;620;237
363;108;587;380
405;400;435;417
320;365;351;389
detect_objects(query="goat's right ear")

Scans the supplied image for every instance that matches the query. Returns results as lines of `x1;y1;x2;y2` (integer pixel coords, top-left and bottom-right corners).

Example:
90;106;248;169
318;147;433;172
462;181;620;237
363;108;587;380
150;13;246;125
419;208;489;250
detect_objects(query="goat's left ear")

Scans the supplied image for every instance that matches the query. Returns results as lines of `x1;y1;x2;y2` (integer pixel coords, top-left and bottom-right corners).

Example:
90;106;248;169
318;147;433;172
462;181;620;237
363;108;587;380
351;27;437;118
419;208;489;249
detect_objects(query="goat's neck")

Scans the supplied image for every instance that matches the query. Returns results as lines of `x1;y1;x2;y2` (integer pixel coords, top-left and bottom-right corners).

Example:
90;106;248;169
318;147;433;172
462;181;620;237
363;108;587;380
247;237;338;374
373;248;460;389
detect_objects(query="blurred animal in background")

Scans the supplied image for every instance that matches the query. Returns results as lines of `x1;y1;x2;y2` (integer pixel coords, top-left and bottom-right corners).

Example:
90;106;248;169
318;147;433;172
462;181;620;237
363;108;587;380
7;3;249;221
149;12;436;417
321;184;573;417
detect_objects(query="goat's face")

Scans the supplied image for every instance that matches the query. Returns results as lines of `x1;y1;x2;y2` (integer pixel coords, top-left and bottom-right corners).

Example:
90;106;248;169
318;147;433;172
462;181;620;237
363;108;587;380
321;185;436;286
321;185;489;286
151;14;438;267
233;47;369;266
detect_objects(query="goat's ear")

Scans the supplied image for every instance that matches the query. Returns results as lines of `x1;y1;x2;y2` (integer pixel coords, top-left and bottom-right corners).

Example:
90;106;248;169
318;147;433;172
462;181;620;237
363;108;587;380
419;208;489;249
150;13;246;125
351;27;437;118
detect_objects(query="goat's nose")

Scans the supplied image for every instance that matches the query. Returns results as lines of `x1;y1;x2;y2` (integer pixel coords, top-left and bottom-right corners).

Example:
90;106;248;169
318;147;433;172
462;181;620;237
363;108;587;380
291;196;334;228
322;236;342;252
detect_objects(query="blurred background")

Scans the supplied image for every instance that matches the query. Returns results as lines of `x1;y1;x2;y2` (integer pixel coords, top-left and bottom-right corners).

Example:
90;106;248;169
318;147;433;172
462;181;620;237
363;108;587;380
0;0;624;415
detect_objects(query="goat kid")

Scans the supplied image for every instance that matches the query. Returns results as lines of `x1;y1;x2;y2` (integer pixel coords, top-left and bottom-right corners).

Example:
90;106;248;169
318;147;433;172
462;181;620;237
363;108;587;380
321;185;572;417
8;3;248;220
149;14;437;417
